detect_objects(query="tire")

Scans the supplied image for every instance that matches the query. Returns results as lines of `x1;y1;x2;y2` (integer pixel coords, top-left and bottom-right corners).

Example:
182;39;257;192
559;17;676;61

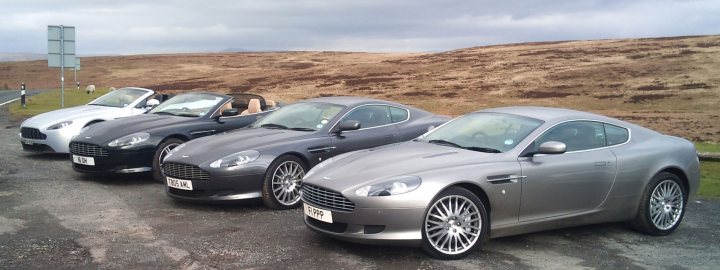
261;155;307;210
421;186;488;260
152;138;185;183
632;172;687;235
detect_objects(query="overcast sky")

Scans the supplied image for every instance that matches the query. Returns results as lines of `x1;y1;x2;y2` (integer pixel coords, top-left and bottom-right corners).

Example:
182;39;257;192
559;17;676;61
1;0;719;55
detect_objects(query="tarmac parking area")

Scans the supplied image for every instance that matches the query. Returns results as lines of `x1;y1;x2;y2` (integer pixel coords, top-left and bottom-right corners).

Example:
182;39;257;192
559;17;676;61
1;122;719;269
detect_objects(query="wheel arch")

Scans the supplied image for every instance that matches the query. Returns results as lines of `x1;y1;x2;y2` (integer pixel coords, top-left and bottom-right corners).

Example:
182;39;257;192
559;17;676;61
657;166;690;195
439;181;492;219
277;151;311;169
164;134;190;143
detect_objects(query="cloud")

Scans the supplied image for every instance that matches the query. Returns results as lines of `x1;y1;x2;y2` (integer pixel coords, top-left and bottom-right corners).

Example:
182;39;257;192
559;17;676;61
0;0;718;54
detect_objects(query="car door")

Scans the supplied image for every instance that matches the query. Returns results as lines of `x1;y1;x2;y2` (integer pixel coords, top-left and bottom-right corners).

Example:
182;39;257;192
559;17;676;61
517;121;618;221
330;105;400;154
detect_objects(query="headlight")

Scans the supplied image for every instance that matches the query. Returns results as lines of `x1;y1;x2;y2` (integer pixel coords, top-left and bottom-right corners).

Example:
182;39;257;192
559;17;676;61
163;143;186;161
47;121;73;130
108;132;150;148
355;176;422;197
209;150;260;168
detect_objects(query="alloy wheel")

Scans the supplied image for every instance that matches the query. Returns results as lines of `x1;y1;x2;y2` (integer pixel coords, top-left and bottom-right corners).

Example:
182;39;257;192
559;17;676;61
424;195;482;255
271;160;305;206
649;179;684;230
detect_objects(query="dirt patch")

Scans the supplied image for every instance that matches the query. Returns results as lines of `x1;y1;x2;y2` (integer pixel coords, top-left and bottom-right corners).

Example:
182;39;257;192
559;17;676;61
440;92;459;98
522;90;574;98
345;77;403;86
625;94;673;103
679;83;712;89
143;80;221;91
637;84;667;91
594;94;625;99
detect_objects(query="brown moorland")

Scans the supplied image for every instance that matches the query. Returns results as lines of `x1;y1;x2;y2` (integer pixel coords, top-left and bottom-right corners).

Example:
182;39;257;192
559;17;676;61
1;35;719;141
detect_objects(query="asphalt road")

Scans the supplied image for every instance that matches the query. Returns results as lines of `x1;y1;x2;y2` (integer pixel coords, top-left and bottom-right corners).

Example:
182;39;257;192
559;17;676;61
0;90;44;107
0;110;718;269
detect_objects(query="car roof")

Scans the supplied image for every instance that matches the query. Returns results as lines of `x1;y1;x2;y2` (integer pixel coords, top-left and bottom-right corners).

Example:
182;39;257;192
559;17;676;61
479;106;608;122
301;96;405;107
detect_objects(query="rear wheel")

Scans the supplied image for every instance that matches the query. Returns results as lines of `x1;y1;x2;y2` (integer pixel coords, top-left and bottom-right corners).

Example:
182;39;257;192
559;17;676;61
152;138;185;183
421;186;488;260
261;155;307;210
632;172;687;235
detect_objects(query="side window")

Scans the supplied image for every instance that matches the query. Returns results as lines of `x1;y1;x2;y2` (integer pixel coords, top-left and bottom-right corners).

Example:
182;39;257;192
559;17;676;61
389;106;409;123
537;121;606;152
341;105;391;129
604;124;629;146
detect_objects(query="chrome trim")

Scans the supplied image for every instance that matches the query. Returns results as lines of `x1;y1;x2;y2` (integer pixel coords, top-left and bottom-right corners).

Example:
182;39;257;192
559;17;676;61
190;130;216;135
518;119;633;157
308;146;336;153
328;103;411;134
486;175;526;183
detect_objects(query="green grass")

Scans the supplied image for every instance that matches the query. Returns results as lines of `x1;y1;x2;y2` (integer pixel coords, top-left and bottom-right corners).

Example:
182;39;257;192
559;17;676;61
9;88;110;118
696;142;720;153
698;161;720;199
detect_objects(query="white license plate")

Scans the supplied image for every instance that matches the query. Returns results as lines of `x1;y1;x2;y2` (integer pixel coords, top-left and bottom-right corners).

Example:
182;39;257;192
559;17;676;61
20;138;34;145
72;155;95;166
167;177;193;190
304;203;333;223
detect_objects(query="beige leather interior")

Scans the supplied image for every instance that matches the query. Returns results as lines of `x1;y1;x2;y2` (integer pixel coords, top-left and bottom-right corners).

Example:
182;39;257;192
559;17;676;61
220;102;233;112
267;100;276;108
241;99;262;115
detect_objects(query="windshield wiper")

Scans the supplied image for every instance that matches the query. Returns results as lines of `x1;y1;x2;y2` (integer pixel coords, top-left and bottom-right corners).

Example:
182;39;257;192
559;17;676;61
462;146;502;153
89;103;120;108
175;112;199;117
153;111;176;116
289;127;316;132
260;123;288;129
428;139;463;149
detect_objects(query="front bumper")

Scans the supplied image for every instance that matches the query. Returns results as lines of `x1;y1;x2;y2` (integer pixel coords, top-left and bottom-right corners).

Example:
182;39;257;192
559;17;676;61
165;165;267;203
302;201;425;247
71;147;155;174
19;128;77;154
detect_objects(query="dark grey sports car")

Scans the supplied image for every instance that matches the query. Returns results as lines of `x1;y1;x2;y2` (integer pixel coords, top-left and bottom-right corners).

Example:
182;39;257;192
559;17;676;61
161;96;450;209
302;106;700;259
69;92;278;181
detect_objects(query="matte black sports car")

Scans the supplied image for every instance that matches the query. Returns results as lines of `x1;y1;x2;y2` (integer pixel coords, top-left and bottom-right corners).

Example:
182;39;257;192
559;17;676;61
161;96;450;209
69;92;278;181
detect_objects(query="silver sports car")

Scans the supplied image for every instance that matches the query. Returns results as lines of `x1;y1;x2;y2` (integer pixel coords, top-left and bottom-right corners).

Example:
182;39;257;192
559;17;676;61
302;106;700;259
19;87;161;154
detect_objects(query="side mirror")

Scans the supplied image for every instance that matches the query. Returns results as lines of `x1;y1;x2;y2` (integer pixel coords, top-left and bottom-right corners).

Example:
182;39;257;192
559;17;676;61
537;141;567;155
335;120;361;133
221;108;239;117
145;99;160;109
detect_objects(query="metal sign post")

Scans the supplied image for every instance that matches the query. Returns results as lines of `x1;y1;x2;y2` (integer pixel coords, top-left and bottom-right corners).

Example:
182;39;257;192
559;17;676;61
74;58;80;90
20;82;26;108
48;25;76;108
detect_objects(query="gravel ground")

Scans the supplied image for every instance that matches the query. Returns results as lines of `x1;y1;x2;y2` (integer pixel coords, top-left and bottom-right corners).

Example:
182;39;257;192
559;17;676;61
1;109;719;269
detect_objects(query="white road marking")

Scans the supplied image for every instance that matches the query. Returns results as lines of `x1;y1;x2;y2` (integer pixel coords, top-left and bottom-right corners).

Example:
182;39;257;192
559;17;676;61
0;98;20;107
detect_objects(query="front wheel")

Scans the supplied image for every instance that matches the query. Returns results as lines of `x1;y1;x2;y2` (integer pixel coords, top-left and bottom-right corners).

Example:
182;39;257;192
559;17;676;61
421;186;488;260
261;155;307;210
152;138;185;183
632;172;687;235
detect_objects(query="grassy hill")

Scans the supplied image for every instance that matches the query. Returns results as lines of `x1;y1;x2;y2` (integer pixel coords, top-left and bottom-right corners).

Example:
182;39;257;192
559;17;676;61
1;35;718;142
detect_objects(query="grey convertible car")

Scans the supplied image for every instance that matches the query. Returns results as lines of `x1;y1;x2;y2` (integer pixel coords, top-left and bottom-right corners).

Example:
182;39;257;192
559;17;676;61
161;96;450;209
302;106;700;259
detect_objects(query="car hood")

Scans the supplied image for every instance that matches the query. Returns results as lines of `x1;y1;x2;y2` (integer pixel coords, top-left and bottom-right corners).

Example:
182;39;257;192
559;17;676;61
165;127;314;164
305;141;498;191
76;114;194;143
22;105;124;128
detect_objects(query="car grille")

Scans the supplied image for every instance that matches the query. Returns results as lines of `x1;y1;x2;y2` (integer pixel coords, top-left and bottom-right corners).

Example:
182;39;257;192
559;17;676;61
70;142;109;157
162;162;210;181
20;127;47;140
302;184;355;212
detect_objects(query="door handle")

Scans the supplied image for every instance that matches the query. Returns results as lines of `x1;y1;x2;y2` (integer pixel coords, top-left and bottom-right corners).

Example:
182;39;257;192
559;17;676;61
594;161;609;167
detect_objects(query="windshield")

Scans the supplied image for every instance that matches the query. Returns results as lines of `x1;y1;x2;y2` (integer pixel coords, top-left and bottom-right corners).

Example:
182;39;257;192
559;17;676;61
252;102;345;131
148;93;225;117
419;112;544;153
89;88;148;108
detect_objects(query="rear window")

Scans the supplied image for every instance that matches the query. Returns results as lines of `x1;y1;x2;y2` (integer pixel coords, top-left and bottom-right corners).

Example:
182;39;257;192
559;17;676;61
389;106;409;123
604;124;629;146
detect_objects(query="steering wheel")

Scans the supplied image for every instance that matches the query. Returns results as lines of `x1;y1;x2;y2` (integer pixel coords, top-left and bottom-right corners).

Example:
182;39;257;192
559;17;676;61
472;131;490;145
